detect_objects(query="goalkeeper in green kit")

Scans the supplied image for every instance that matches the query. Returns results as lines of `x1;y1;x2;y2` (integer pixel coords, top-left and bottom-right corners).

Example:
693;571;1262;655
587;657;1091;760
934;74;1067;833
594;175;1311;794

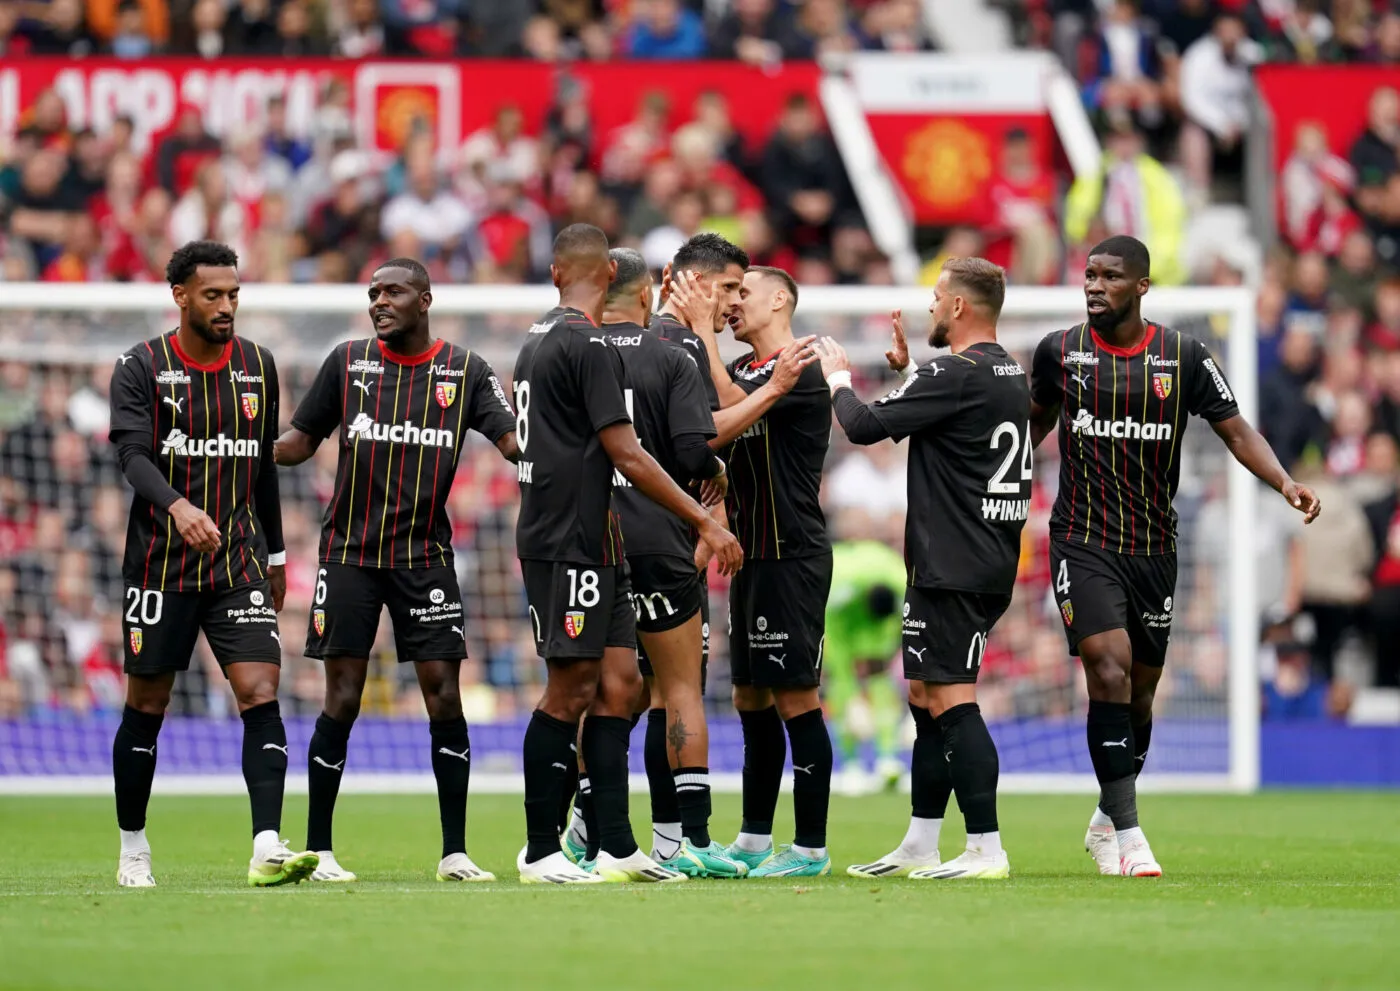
824;540;908;793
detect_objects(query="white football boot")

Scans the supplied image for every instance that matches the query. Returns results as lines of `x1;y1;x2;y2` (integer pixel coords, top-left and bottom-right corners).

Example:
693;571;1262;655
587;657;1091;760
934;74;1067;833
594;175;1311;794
909;845;1010;880
1085;823;1121;876
846;848;940;879
310;851;357;882
593;849;687;883
1118;829;1163;877
517;847;605;885
117;849;156;888
437;852;495;882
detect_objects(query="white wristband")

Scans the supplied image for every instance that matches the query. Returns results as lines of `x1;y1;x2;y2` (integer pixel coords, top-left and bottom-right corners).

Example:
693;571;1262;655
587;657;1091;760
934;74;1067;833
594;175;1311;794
827;370;853;393
897;360;919;382
267;551;286;566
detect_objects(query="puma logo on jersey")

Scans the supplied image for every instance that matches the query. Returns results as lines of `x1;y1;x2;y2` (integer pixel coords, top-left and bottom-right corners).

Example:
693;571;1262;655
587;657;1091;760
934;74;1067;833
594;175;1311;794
269;631;281;645
929;364;944;376
117;354;133;365
1070;372;1092;389
162;396;185;414
352;379;373;395
451;625;464;639
588;337;608;346
768;654;786;669
906;645;928;662
1070;409;1173;442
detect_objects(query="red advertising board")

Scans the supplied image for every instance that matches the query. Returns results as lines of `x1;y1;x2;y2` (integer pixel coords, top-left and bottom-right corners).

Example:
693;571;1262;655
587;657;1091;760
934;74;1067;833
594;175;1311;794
0;59;821;159
1254;65;1398;171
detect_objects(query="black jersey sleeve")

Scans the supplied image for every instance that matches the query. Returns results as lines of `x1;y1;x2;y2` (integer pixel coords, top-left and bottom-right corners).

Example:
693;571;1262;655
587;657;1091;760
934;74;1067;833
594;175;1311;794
573;335;631;432
666;349;718;442
109;351;182;511
868;359;965;442
1184;337;1241;422
465;353;518;443
253;350;285;556
291;346;345;439
832;386;891;444
1030;332;1064;409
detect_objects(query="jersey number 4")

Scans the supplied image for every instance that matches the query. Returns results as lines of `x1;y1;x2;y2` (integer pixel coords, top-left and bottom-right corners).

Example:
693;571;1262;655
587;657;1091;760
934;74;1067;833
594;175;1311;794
988;421;1034;495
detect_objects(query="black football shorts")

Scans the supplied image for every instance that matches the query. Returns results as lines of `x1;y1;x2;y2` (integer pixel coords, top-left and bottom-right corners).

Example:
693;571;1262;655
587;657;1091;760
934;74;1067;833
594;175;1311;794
521;560;636;661
1049;540;1178;668
728;553;833;690
901;586;1012;685
304;563;468;662
123;580;281;675
636;564;710;691
628;554;705;634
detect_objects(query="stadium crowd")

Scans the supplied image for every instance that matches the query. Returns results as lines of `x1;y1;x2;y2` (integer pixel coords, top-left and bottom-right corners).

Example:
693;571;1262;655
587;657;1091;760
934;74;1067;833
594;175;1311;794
1;0;1398;724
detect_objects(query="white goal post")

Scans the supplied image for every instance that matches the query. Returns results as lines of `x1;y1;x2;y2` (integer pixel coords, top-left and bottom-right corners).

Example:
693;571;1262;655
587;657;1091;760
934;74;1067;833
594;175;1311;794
0;282;1258;795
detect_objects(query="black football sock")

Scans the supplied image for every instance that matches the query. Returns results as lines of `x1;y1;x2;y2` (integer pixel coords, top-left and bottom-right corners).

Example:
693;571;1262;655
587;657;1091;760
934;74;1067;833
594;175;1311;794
240;700;287;837
674;766;712;848
523;709;578;863
557;758;579;835
938;703;1000;835
429;716;471;859
577;776;600;861
1087;700;1138;830
582;715;638;859
785;708;833;850
645;708;680;823
113;705;163;832
306;712;352;852
738;706;786;836
1132;718;1152;779
909;702;952;820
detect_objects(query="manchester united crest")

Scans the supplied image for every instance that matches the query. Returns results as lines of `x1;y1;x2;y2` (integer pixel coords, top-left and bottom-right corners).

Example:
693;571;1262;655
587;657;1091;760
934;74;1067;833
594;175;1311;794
435;382;457;408
1152;373;1173;401
313;608;326;637
1060;600;1074;627
564;610;586;639
241;392;260;420
129;628;143;655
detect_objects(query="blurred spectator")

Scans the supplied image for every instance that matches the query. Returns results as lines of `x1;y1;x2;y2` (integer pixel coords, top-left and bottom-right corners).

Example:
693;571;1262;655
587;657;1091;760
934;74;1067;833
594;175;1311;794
1178;13;1261;199
182;0;229;57
222;127;294;229
1064;122;1186;285
760;93;849;257
692;90;748;180
466;170;551;281
1364;463;1400;687
1332;230;1379;317
709;0;803;65
106;0;158;56
1261;328;1323;469
154;105;221;196
1085;0;1163;132
1281;122;1358;253
1368;278;1400;351
986;127;1060;285
857;0;933;52
380;152;471;256
9;149;87;267
1293;467;1375;680
264;96;313;173
20;0;97;55
168;160;250;260
459;106;540;190
40;214;105;282
625;0;707;58
600;91;672;190
335;0;387;58
1262;639;1352;721
641;189;705;270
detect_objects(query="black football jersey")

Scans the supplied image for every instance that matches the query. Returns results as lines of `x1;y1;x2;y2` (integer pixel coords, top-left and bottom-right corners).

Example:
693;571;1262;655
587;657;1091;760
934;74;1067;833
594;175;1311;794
110;331;279;592
651;312;720;411
513;306;631;565
291;338;516;569
722;352;831;559
1031;322;1240;555
870;343;1031;594
605;321;717;559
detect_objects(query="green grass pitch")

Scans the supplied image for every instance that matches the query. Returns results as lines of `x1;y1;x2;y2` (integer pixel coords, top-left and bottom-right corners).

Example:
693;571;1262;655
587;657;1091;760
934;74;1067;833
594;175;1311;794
2;792;1396;990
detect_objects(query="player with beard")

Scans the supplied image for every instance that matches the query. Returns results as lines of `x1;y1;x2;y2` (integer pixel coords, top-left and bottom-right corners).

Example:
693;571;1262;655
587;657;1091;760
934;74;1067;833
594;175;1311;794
675;266;835;878
561;234;817;870
109;241;316;887
816;258;1030;880
568;248;747;878
274;258;519;883
1029;236;1320;877
514;224;742;885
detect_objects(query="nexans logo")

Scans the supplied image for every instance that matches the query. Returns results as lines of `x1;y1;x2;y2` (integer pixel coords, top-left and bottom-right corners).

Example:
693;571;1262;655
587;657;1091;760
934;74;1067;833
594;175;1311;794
1070;409;1173;442
160;429;261;458
347;413;455;448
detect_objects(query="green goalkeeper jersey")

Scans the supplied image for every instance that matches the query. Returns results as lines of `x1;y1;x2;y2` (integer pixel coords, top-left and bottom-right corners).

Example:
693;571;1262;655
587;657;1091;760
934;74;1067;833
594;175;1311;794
824;540;908;675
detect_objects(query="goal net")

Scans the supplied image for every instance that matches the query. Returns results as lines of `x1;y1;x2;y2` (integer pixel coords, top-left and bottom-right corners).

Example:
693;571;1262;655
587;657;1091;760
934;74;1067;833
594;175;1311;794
0;282;1258;795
